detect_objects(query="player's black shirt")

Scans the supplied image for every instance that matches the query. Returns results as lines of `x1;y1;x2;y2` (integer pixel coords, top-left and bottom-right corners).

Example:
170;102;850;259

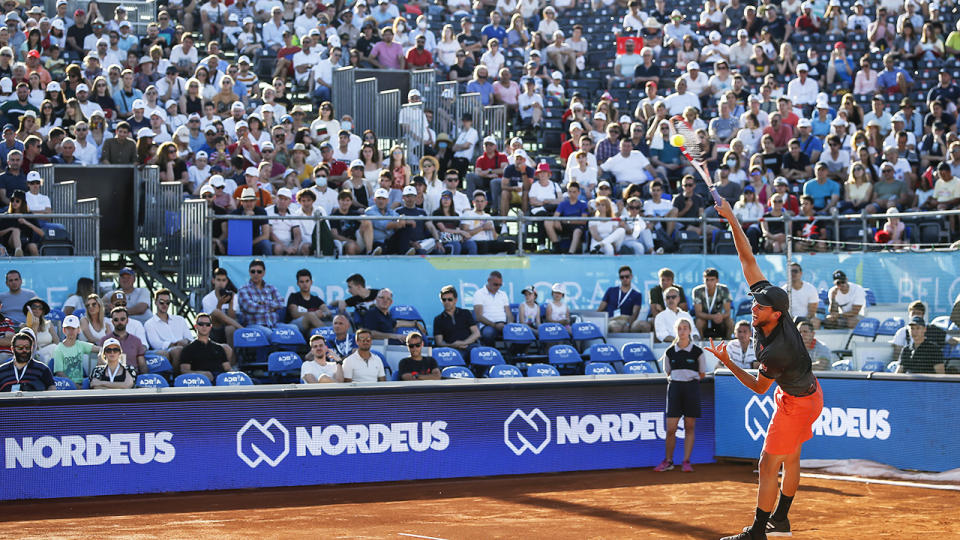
751;280;817;396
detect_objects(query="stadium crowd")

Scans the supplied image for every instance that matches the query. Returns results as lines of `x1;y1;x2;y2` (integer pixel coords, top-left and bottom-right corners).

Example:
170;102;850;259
1;0;960;256
1;261;958;390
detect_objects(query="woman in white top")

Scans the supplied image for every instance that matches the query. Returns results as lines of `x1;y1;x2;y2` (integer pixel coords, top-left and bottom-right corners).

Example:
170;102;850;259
567;150;598;199
733;186;765;225
393;17;413;49
735;113;763;154
589;196;626;255
519;286;541;330
545;283;571;332
80;294;112;344
360;142;382;195
620;196;655;254
537;6;559;43
435;25;461;68
23;298;60;363
24;174;51;213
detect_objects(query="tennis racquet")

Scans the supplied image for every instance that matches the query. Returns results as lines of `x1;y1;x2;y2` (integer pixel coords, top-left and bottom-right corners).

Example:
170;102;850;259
666;115;723;206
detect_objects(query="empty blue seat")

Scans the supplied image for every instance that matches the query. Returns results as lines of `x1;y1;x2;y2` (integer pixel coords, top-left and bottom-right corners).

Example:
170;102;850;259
488;364;523;378
735;299;752;318
548;344;582;367
234;326;271;368
216;371;254;386
311;326;336;341
538;322;570;350
268;351;303;382
831;360;853;371
843;317;880;349
571;321;604;342
441;365;475;379
135;373;169;388
587;343;621;363
53;376;77;390
470;346;506;368
526;363;560;377
623;360;658;374
371;350;391;377
876;317;904;337
390;304;426;327
931;315;959;332
621;342;656;364
272;323;306;348
860;360;885;372
144;354;173;375
585;362;616;375
864;288;876;306
433;347;465;367
174;373;212;387
503;322;537;360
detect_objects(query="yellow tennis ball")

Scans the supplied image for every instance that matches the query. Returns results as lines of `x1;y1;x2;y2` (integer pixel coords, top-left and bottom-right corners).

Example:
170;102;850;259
671;134;686;147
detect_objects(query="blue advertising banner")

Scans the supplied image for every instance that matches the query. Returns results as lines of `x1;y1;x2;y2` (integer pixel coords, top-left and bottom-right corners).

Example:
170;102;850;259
714;373;960;472
219;252;960;333
0;257;96;309
0;380;715;501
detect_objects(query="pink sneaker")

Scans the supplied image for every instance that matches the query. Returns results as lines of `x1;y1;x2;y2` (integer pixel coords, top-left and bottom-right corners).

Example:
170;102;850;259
654;460;674;472
681;460;694;472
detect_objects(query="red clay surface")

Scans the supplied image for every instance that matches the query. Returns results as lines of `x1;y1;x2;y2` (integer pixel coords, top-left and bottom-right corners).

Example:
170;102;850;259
2;463;958;539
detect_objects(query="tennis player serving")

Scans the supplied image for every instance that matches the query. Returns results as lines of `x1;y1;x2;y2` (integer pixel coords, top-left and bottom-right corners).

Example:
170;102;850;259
706;198;823;540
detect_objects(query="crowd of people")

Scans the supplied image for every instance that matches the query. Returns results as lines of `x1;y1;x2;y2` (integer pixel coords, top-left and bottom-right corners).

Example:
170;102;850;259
1;0;959;256
1;259;957;390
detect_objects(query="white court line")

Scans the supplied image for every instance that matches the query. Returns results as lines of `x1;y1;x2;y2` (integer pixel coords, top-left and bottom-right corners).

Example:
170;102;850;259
398;534;449;540
801;472;960;491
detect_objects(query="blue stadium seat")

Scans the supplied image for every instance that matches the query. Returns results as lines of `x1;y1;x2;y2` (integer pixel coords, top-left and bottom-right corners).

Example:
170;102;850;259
39;222;74;255
571;321;605;351
876;317;904;337
174;373;212;387
864;288;877;306
226;219;254;255
587;343;621;363
53;376;77;390
735;299;753;318
144;353;173;376
526;363;560;377
390;304;426;328
843;317;880;349
311;326;336;341
216;371;254;386
441;365;474;379
81;378;90;389
623;360;658;374
548;344;582;370
234;326;271;368
488;364;523;378
371;350;391;376
135;373;169;388
538;322;570;351
502;322;537;361
621;342;656;365
931;316;959;332
470;346;506;369
267;351;303;383
946;344;960;360
48;308;65;325
271;323;306;349
886;361;900;372
860;360;886;372
433;347;466;367
585;362;616;375
831;360;853;371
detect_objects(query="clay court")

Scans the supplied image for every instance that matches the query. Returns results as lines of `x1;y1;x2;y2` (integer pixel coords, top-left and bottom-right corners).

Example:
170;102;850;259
3;463;957;539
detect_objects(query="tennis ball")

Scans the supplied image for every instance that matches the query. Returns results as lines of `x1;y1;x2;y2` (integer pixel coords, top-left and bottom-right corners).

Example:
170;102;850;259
671;134;686;147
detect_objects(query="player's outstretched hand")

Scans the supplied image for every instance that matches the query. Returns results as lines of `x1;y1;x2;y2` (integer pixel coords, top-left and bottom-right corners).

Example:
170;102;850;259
714;198;735;221
705;338;730;367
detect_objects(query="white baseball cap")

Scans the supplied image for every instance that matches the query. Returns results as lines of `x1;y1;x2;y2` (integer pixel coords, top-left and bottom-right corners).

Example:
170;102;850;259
483;135;497;145
137;127;156;138
76;83;89;92
687;61;700;71
26;170;42;183
199;184;215;196
209;175;226;187
195;150;208;160
374;187;390;199
402;185;417;196
62;315;81;328
244;166;260;176
276;187;293;198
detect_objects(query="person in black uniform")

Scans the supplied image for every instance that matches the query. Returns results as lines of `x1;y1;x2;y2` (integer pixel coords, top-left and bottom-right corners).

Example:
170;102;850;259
180;313;233;381
654;318;706;473
898;317;946;374
707;198;824;540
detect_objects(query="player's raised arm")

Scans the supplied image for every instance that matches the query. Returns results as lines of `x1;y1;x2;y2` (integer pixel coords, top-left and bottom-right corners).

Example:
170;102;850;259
715;199;766;286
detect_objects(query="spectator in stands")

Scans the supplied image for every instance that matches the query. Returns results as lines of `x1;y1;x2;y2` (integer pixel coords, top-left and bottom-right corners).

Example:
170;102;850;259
179;312;233;381
889;301;944;360
362;288;408;343
797;320;833;371
102;268;153;325
470;136;507;209
803;163;841;213
600;138;657;191
867;161;912;213
781;262;821;328
473;271;511;346
655;286;698;344
725;320;757;370
145;288;193;370
0;149;25;205
100;121;137;164
433;284;480;356
52;315;98;386
22;297;59;363
342;329;386;383
0;331;54;391
89;337;136;390
544;181;588;254
326;314;357;359
824;270;865;329
287;269;332;336
0;270;34;326
399;331;440;381
237;259;284;328
597;265;649;334
201;268;241;347
649;268;688;320
302;334;344;383
365;187;402;254
266;187;303;255
528;162;563;217
102;307;147;375
461;190;514;254
588;196;626;255
899;316;946;374
877;52;913;96
692;268;733;339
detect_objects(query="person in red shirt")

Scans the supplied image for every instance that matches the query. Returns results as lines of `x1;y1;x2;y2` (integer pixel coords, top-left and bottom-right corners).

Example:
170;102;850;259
559;121;583;166
405;35;433;69
470;136;507;209
776;97;799;129
232;167;273;208
318;142;348;186
21;135;49;173
762;112;794;153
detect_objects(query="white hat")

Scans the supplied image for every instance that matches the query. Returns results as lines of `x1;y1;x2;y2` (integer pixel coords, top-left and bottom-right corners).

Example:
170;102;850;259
243;16;254;25
22;110;37;119
709;30;721;41
797;63;809;72
238;55;251;65
594;111;607;121
234;120;248;130
402;185;418;196
551;283;566;295
26;170;42;183
51;19;64;30
408;88;421;99
239;187;257;200
102;337;121;350
165;99;178;109
229;13;239;22
261;141;274;151
797;118;811;128
276;187;293;198
551;70;563;80
831;117;848;127
132;99;145;109
195;150;208;160
97;37;109;46
137;127;156;138
46;81;61;93
483;135;497;145
619;114;632;123
231;101;245;111
374;187;390;199
209;175;226;187
149;110;163;118
0;78;10;92
891;112;906;123
569;121;583;132
441;88;455;99
76;83;89;92
686;61;699;71
199;184;215;196
244;166;260;176
62;315;81;328
350;159;364;169
204;125;217;134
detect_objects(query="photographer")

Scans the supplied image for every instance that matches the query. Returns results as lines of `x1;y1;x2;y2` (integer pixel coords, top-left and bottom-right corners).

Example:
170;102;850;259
200;268;242;346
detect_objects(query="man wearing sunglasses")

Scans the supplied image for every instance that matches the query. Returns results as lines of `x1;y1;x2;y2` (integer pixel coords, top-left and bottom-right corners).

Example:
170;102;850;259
0;332;55;391
433;284;480;357
398;331;440;381
781;262;820;328
145;289;193;371
237;259;285;328
180;313;233;382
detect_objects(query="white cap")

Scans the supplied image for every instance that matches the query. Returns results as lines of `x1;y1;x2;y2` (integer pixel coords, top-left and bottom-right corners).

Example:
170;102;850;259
238;55;251;65
199;184;215;196
441;88;455;99
551;282;566;294
62;315;81;328
402;185;418;196
686;61;699;71
797;118;812;128
195;150;208;160
229;13;239;22
209;175;225;187
76;83;89;92
231;101;245;111
891;112;906;122
709;30;721;41
137;127;156;138
132;99;145;109
102;337;121;350
551;70;563;80
594;111;607;121
261;141;274;151
619;114;632;123
797;63;809;72
51;19;64;30
831;117;848;127
234;120;248;130
46;81;61;93
483;135;497;145
374;187;390;199
243;16;254;25
165;99;178;109
349;159;364;169
569;121;583;132
26;170;42;183
244;166;260;176
408;88;421;99
276;187;293;198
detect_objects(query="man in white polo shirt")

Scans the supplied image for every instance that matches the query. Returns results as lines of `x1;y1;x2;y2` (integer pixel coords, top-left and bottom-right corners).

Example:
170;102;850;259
600;138;657;189
781;262;820;328
473;270;512;346
342;329;386;383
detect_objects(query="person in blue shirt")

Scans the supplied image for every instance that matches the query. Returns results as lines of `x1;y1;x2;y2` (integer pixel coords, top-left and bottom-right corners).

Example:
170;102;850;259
597;265;649;333
802;163;840;212
0;124;23;169
480;11;507;44
466;65;495;106
545;181;588;253
364;187;402;254
876;53;914;96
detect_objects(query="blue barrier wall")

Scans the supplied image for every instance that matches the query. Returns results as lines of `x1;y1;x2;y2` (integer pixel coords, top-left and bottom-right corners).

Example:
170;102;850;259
220;252;960;333
714;373;960;472
0;379;715;501
0;258;96;309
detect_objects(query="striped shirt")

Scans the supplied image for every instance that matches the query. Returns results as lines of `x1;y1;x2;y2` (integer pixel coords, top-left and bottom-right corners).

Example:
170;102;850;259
0;359;55;392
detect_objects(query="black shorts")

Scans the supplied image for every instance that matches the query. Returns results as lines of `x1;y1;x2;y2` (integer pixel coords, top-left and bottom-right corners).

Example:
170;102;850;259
666;379;701;418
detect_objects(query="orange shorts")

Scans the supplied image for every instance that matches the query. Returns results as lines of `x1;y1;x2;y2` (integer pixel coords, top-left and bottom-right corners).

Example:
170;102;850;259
762;380;823;456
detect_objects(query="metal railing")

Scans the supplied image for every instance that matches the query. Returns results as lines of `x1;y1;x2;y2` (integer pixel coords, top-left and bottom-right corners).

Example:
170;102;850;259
411;68;438;118
377;89;401;147
482;105;508;145
332;66;356;119
353;77;379;136
399;102;426;174
456;93;483;148
3;209;100;273
179;199;210;297
435;81;458;136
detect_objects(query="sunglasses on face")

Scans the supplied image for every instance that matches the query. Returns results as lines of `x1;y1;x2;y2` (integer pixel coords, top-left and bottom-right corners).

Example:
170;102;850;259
666;295;678;300
408;342;423;348
250;269;263;274
196;321;212;327
105;348;121;353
